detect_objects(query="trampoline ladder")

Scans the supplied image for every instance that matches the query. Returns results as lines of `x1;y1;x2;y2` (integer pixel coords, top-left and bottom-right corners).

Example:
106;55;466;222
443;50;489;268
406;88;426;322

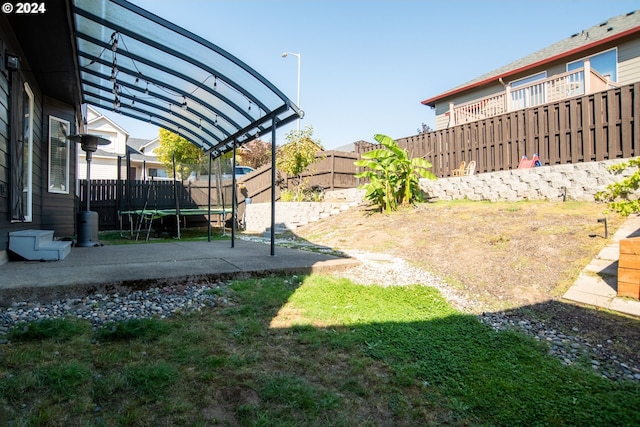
135;211;155;241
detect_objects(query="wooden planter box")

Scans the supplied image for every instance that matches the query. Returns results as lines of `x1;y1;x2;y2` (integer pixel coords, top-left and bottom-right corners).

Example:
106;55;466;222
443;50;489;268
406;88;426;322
618;238;640;299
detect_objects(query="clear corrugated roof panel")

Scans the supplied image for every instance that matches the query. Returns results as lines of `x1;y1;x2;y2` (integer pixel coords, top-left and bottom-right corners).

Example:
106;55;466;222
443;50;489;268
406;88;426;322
72;0;301;156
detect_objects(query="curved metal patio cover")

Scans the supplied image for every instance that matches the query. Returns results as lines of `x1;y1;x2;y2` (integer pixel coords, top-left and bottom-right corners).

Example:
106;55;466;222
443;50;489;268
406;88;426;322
72;0;302;157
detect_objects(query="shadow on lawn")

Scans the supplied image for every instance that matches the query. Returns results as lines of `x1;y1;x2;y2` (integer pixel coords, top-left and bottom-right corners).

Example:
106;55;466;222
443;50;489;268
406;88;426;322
216;273;640;426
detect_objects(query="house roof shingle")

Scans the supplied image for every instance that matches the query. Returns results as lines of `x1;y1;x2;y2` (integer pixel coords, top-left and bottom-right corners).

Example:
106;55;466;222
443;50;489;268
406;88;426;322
422;9;640;107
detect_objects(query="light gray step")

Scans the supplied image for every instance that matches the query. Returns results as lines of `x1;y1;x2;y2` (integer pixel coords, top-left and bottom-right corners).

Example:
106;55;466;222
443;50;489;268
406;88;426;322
9;229;71;261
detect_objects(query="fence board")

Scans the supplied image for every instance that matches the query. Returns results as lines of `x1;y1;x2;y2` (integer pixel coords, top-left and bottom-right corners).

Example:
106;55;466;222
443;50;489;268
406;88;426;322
635;83;640;161
621;85;633;158
593;95;605;160
610;88;622;158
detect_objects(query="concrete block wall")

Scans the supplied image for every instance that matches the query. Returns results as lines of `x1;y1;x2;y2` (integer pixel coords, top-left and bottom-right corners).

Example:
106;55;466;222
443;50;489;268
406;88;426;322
419;159;635;202
244;189;364;234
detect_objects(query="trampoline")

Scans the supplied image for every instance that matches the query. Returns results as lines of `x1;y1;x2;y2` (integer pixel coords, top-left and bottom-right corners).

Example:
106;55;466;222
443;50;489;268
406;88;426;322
119;207;230;241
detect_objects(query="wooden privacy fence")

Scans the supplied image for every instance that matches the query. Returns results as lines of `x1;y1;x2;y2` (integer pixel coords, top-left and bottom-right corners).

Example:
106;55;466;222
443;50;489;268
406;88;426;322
79;179;234;230
238;150;361;204
358;82;639;177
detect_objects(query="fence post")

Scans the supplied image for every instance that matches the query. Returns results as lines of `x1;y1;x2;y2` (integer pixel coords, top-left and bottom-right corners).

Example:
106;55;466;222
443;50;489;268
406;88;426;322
584;58;591;94
331;151;335;190
449;102;456;127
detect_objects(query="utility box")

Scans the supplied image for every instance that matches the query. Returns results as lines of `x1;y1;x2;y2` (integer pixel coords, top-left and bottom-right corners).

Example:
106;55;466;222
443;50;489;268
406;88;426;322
618;238;640;299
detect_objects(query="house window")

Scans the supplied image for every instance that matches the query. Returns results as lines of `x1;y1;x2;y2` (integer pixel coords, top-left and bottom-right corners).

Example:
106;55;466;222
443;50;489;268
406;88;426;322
510;72;547;88
9;77;34;222
22;83;34;221
149;168;168;178
568;48;617;81
48;116;70;194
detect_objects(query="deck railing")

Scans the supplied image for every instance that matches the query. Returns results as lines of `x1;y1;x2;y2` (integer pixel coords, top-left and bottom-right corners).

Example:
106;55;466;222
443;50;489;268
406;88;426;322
451;65;618;126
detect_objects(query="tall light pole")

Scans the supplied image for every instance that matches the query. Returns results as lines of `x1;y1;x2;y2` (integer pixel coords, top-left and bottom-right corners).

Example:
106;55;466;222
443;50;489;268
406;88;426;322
281;51;301;131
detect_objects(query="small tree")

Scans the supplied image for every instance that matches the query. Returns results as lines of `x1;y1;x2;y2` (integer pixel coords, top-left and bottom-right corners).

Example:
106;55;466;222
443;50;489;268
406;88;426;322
355;134;436;213
595;157;640;215
276;126;323;201
155;128;204;180
240;139;272;169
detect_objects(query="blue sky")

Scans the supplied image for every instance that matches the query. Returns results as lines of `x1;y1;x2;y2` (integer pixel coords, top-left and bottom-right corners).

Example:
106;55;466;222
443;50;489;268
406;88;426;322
99;0;640;150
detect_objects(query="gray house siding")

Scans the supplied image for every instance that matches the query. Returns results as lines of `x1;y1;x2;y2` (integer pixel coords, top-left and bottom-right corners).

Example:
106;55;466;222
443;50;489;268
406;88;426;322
0;21;78;257
618;38;640;85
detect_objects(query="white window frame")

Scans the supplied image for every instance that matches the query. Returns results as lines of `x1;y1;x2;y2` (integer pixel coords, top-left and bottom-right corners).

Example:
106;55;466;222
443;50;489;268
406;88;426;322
510;71;547;88
567;48;618;82
22;82;34;221
48;116;70;194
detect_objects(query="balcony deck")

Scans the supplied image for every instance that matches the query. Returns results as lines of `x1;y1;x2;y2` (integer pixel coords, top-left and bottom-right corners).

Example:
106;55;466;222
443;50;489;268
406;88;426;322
450;67;618;126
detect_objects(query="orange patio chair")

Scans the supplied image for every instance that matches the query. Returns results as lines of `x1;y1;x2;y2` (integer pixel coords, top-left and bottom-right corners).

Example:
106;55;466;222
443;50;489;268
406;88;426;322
451;161;466;176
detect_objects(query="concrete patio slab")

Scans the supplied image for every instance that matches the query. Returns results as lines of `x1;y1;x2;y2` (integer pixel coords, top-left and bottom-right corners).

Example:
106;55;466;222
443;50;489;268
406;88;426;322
0;239;359;305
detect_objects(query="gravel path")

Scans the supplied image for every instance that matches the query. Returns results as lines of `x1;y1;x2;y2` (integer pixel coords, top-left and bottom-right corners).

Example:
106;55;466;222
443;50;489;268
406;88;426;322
1;245;638;383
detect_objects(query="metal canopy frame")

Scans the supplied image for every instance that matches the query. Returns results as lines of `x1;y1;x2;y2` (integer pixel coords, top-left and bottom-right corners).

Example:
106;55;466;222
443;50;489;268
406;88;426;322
69;0;300;255
72;0;301;158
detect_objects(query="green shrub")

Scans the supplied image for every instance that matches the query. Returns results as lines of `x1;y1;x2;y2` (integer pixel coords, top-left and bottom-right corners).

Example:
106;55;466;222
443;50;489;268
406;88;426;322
595;157;640;215
355;134;436;213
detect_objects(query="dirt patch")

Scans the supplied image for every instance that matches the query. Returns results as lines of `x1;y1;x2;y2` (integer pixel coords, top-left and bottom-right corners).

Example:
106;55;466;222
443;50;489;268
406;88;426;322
294;200;640;362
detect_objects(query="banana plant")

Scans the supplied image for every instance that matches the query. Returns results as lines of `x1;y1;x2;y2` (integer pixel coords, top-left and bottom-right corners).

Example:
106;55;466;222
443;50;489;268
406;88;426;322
355;134;436;213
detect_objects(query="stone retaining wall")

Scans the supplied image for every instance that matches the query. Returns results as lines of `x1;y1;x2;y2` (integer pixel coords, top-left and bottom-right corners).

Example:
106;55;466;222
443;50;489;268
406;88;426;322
244;189;364;234
244;160;635;233
419;159;633;202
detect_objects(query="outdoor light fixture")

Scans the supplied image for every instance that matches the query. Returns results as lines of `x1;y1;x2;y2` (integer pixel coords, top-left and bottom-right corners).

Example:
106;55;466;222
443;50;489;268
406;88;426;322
597;218;609;239
5;53;19;70
281;51;301;131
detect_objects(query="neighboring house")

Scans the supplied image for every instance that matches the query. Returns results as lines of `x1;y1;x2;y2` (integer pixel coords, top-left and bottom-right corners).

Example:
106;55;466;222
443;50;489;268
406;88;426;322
422;10;640;130
78;106;167;181
127;137;169;180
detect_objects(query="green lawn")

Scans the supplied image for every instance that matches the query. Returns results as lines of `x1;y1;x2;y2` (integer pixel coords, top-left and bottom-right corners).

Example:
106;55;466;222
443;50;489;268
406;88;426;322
1;275;638;426
99;226;229;245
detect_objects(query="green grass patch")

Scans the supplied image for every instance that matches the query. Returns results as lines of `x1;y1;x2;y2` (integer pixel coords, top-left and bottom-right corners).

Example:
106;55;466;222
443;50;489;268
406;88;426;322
0;274;638;425
95;318;172;342
99;226;229;245
8;318;89;342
